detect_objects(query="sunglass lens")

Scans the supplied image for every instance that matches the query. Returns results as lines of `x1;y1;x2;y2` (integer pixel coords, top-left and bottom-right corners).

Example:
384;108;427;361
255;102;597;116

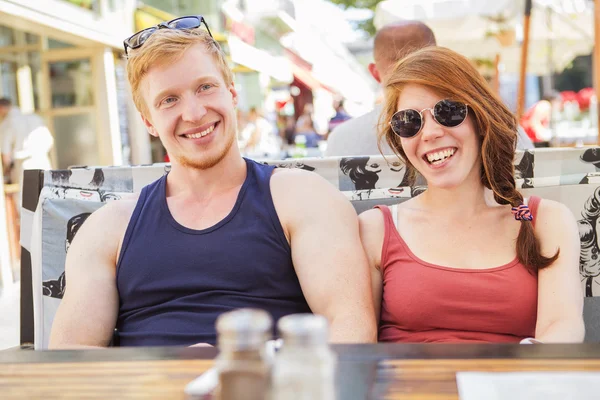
434;100;467;127
391;109;422;138
128;27;156;49
168;17;199;30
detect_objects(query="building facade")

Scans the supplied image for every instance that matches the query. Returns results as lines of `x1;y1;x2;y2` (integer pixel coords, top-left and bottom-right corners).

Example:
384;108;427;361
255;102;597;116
0;0;152;168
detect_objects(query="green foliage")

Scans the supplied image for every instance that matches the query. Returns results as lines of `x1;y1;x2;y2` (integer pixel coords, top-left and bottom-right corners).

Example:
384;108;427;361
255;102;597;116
325;0;386;36
326;0;383;9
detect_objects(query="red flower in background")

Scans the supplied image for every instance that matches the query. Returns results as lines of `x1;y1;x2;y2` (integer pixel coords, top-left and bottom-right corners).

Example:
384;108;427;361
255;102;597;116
577;88;595;111
560;90;578;103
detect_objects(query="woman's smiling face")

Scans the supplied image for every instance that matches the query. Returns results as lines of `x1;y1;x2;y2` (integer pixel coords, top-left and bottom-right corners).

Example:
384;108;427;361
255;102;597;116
396;84;480;190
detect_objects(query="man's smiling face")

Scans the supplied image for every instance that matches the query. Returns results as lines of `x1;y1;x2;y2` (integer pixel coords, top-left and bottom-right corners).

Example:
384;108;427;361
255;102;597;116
140;43;238;170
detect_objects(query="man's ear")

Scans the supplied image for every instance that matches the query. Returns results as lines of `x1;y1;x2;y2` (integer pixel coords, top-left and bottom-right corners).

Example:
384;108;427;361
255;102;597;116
229;84;238;107
141;113;159;137
368;63;381;84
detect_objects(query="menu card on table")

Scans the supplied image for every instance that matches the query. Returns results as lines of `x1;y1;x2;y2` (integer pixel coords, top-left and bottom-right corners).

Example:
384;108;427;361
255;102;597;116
456;372;600;400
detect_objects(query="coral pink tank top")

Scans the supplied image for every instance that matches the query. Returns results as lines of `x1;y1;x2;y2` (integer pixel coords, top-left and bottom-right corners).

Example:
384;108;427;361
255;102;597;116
376;196;541;343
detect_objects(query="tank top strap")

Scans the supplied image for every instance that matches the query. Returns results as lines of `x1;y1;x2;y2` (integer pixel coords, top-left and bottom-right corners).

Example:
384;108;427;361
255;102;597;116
116;181;153;273
248;159;276;192
527;195;542;228
373;204;400;274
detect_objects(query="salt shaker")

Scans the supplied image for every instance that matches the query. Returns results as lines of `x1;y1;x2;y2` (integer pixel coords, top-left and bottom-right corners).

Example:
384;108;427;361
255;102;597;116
271;314;337;400
215;308;272;400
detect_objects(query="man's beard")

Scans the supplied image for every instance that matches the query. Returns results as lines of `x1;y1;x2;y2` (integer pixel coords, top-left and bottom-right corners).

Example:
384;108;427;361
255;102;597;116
175;127;235;170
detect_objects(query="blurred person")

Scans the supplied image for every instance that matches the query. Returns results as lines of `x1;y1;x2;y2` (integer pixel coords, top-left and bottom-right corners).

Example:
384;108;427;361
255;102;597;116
284;115;297;145
326;21;436;157
328;98;351;134
295;103;321;148
0;98;54;189
0;97;10;181
50;17;375;348
520;91;562;144
239;107;280;158
359;47;584;343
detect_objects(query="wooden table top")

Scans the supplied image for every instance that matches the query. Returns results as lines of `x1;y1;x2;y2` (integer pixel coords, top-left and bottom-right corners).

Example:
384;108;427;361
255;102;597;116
2;344;600;399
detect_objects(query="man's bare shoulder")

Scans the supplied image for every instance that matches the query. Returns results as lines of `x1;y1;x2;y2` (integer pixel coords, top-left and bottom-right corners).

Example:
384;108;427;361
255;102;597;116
270;167;355;224
99;194;139;219
77;194;140;242
271;167;336;196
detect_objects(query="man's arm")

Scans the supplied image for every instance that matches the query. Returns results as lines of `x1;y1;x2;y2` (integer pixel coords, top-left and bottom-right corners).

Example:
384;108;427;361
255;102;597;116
49;200;135;348
271;169;377;343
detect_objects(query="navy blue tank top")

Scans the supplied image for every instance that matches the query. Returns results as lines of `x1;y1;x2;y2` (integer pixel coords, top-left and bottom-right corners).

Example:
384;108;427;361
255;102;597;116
116;158;311;346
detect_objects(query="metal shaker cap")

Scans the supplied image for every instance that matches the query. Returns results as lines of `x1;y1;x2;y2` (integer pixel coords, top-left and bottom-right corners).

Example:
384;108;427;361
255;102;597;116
216;308;273;349
277;314;329;346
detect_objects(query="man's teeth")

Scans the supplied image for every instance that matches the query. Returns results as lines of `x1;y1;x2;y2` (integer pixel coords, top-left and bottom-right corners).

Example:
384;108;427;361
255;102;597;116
426;148;456;164
184;124;215;139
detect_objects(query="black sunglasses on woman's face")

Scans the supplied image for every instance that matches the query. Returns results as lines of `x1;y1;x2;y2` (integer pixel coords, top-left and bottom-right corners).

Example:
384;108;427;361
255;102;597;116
123;15;213;56
390;99;469;138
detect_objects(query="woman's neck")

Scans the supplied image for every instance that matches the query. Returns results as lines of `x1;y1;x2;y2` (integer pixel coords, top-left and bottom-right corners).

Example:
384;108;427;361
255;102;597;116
417;179;493;218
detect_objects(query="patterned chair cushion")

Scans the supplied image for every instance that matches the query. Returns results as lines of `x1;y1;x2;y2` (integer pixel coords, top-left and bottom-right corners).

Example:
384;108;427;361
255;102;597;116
20;148;600;348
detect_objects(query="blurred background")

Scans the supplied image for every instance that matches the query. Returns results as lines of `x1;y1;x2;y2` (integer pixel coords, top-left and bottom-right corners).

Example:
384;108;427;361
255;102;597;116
0;0;597;347
0;0;596;168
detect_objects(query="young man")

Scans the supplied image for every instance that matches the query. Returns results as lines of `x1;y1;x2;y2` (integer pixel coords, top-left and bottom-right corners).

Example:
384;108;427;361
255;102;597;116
50;17;376;348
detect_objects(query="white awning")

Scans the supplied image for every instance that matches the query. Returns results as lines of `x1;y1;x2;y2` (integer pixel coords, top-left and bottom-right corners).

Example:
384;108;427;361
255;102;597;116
374;0;594;75
228;36;293;83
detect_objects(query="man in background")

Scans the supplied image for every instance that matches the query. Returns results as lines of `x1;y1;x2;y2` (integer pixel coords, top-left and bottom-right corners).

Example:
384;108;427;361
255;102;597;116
327;21;437;157
0;97;54;194
327;21;533;156
240;107;280;158
328;98;351;134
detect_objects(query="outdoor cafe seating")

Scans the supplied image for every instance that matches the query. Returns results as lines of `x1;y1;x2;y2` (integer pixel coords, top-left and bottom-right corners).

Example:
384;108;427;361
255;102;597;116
4;148;600;398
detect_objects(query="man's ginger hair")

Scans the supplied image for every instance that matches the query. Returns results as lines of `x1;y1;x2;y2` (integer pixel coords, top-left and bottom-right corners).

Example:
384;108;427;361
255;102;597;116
126;28;233;118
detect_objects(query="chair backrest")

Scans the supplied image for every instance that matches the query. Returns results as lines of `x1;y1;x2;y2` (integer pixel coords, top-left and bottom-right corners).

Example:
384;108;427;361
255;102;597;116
19;148;600;348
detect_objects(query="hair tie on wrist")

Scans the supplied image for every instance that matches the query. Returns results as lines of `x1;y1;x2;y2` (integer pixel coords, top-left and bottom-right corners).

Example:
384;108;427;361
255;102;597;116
511;204;533;221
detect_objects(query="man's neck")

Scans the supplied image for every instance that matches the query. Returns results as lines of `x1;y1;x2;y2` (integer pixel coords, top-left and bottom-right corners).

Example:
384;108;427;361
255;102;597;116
166;149;247;201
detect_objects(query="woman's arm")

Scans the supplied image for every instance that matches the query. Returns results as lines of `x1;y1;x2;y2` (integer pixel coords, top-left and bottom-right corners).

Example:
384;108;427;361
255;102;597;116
534;199;585;342
358;209;385;324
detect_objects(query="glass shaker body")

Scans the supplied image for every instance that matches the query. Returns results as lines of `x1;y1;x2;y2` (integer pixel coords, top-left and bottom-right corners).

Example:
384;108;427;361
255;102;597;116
215;308;272;400
271;314;337;400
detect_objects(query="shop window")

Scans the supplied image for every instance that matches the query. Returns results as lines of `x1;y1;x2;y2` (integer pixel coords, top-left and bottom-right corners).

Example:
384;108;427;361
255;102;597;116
0;62;18;103
25;33;39;45
53;113;99;168
48;39;75;49
0;25;14;47
49;59;93;108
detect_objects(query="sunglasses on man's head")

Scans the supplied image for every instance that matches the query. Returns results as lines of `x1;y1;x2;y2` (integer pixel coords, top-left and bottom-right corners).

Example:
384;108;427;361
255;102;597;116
390;99;469;138
123;15;213;56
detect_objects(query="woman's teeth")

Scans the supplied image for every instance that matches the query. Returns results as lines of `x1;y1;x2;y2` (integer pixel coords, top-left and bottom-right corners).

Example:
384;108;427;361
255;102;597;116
426;148;456;165
184;124;215;139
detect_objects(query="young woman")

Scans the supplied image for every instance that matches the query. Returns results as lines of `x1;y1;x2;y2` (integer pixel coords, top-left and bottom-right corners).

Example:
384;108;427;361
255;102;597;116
359;47;584;343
